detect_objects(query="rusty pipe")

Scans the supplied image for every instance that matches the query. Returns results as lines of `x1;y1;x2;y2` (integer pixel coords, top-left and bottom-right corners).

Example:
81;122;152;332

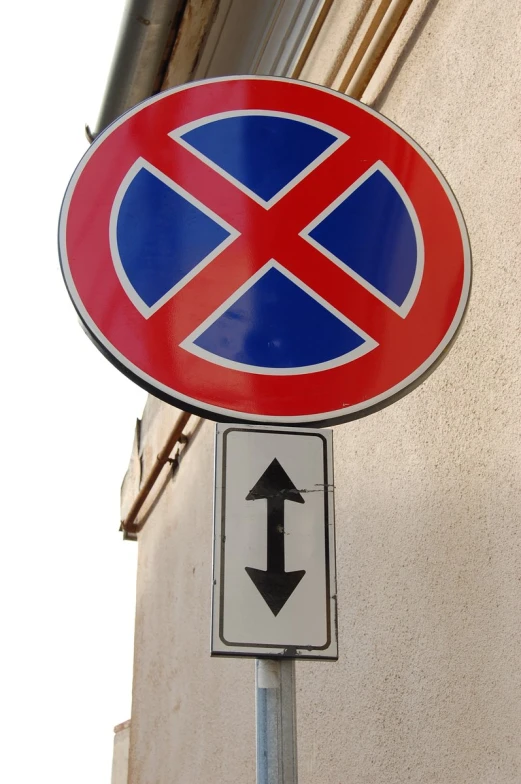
121;410;191;534
343;0;414;100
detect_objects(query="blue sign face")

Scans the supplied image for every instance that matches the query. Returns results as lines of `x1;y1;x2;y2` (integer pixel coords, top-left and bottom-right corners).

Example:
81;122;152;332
61;77;470;424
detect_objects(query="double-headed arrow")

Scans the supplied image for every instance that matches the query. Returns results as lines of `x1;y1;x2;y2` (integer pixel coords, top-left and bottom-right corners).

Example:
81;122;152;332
245;458;306;616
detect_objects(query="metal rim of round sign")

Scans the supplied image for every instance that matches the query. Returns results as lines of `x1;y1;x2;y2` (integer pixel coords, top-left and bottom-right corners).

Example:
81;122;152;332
59;75;471;427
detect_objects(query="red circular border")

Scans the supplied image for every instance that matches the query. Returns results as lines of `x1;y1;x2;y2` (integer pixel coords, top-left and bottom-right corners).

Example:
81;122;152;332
60;77;470;425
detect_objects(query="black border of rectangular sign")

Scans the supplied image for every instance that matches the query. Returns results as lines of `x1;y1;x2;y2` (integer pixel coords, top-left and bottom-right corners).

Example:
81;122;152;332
214;427;334;658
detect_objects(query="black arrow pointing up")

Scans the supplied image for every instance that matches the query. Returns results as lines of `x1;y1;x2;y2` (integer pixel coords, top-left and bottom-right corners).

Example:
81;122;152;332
245;458;306;616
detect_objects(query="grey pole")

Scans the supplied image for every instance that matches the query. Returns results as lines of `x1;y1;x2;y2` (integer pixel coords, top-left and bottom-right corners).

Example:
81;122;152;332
255;659;298;784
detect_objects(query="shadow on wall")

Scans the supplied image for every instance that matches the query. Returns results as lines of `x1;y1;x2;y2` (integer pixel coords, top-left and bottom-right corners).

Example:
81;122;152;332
298;415;518;782
370;0;441;111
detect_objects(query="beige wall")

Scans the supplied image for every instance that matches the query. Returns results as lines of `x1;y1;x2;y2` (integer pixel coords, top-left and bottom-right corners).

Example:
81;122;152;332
125;1;521;782
111;721;131;784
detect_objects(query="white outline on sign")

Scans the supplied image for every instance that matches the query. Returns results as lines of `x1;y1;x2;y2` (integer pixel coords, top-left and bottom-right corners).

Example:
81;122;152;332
180;259;378;375
169;110;349;209
109;157;240;318
59;75;472;425
300;161;424;318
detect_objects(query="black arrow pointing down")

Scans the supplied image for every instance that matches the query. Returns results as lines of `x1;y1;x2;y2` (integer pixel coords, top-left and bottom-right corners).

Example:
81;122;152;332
245;458;306;616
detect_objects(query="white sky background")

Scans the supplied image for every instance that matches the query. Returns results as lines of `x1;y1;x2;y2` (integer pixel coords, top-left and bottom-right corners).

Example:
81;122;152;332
0;2;146;781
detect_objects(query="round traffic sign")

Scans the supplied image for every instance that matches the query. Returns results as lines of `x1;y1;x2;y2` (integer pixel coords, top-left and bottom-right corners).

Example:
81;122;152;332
59;76;471;426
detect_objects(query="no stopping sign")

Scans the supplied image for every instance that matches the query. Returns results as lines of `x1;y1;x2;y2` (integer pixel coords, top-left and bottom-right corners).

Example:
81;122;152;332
59;76;471;425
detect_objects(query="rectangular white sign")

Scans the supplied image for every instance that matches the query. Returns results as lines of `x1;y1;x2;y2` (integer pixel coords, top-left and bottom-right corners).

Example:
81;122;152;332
212;424;337;659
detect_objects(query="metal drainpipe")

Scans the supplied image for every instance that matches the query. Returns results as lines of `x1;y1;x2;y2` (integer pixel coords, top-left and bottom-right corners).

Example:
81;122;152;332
84;0;189;533
341;0;414;100
121;410;192;535
88;0;185;138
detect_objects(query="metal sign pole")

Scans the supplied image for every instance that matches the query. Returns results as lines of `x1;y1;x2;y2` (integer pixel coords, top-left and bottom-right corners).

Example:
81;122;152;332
255;659;298;784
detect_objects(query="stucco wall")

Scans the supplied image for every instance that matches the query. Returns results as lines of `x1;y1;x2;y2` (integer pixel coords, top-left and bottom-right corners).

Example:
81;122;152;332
111;722;131;784
126;1;521;782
